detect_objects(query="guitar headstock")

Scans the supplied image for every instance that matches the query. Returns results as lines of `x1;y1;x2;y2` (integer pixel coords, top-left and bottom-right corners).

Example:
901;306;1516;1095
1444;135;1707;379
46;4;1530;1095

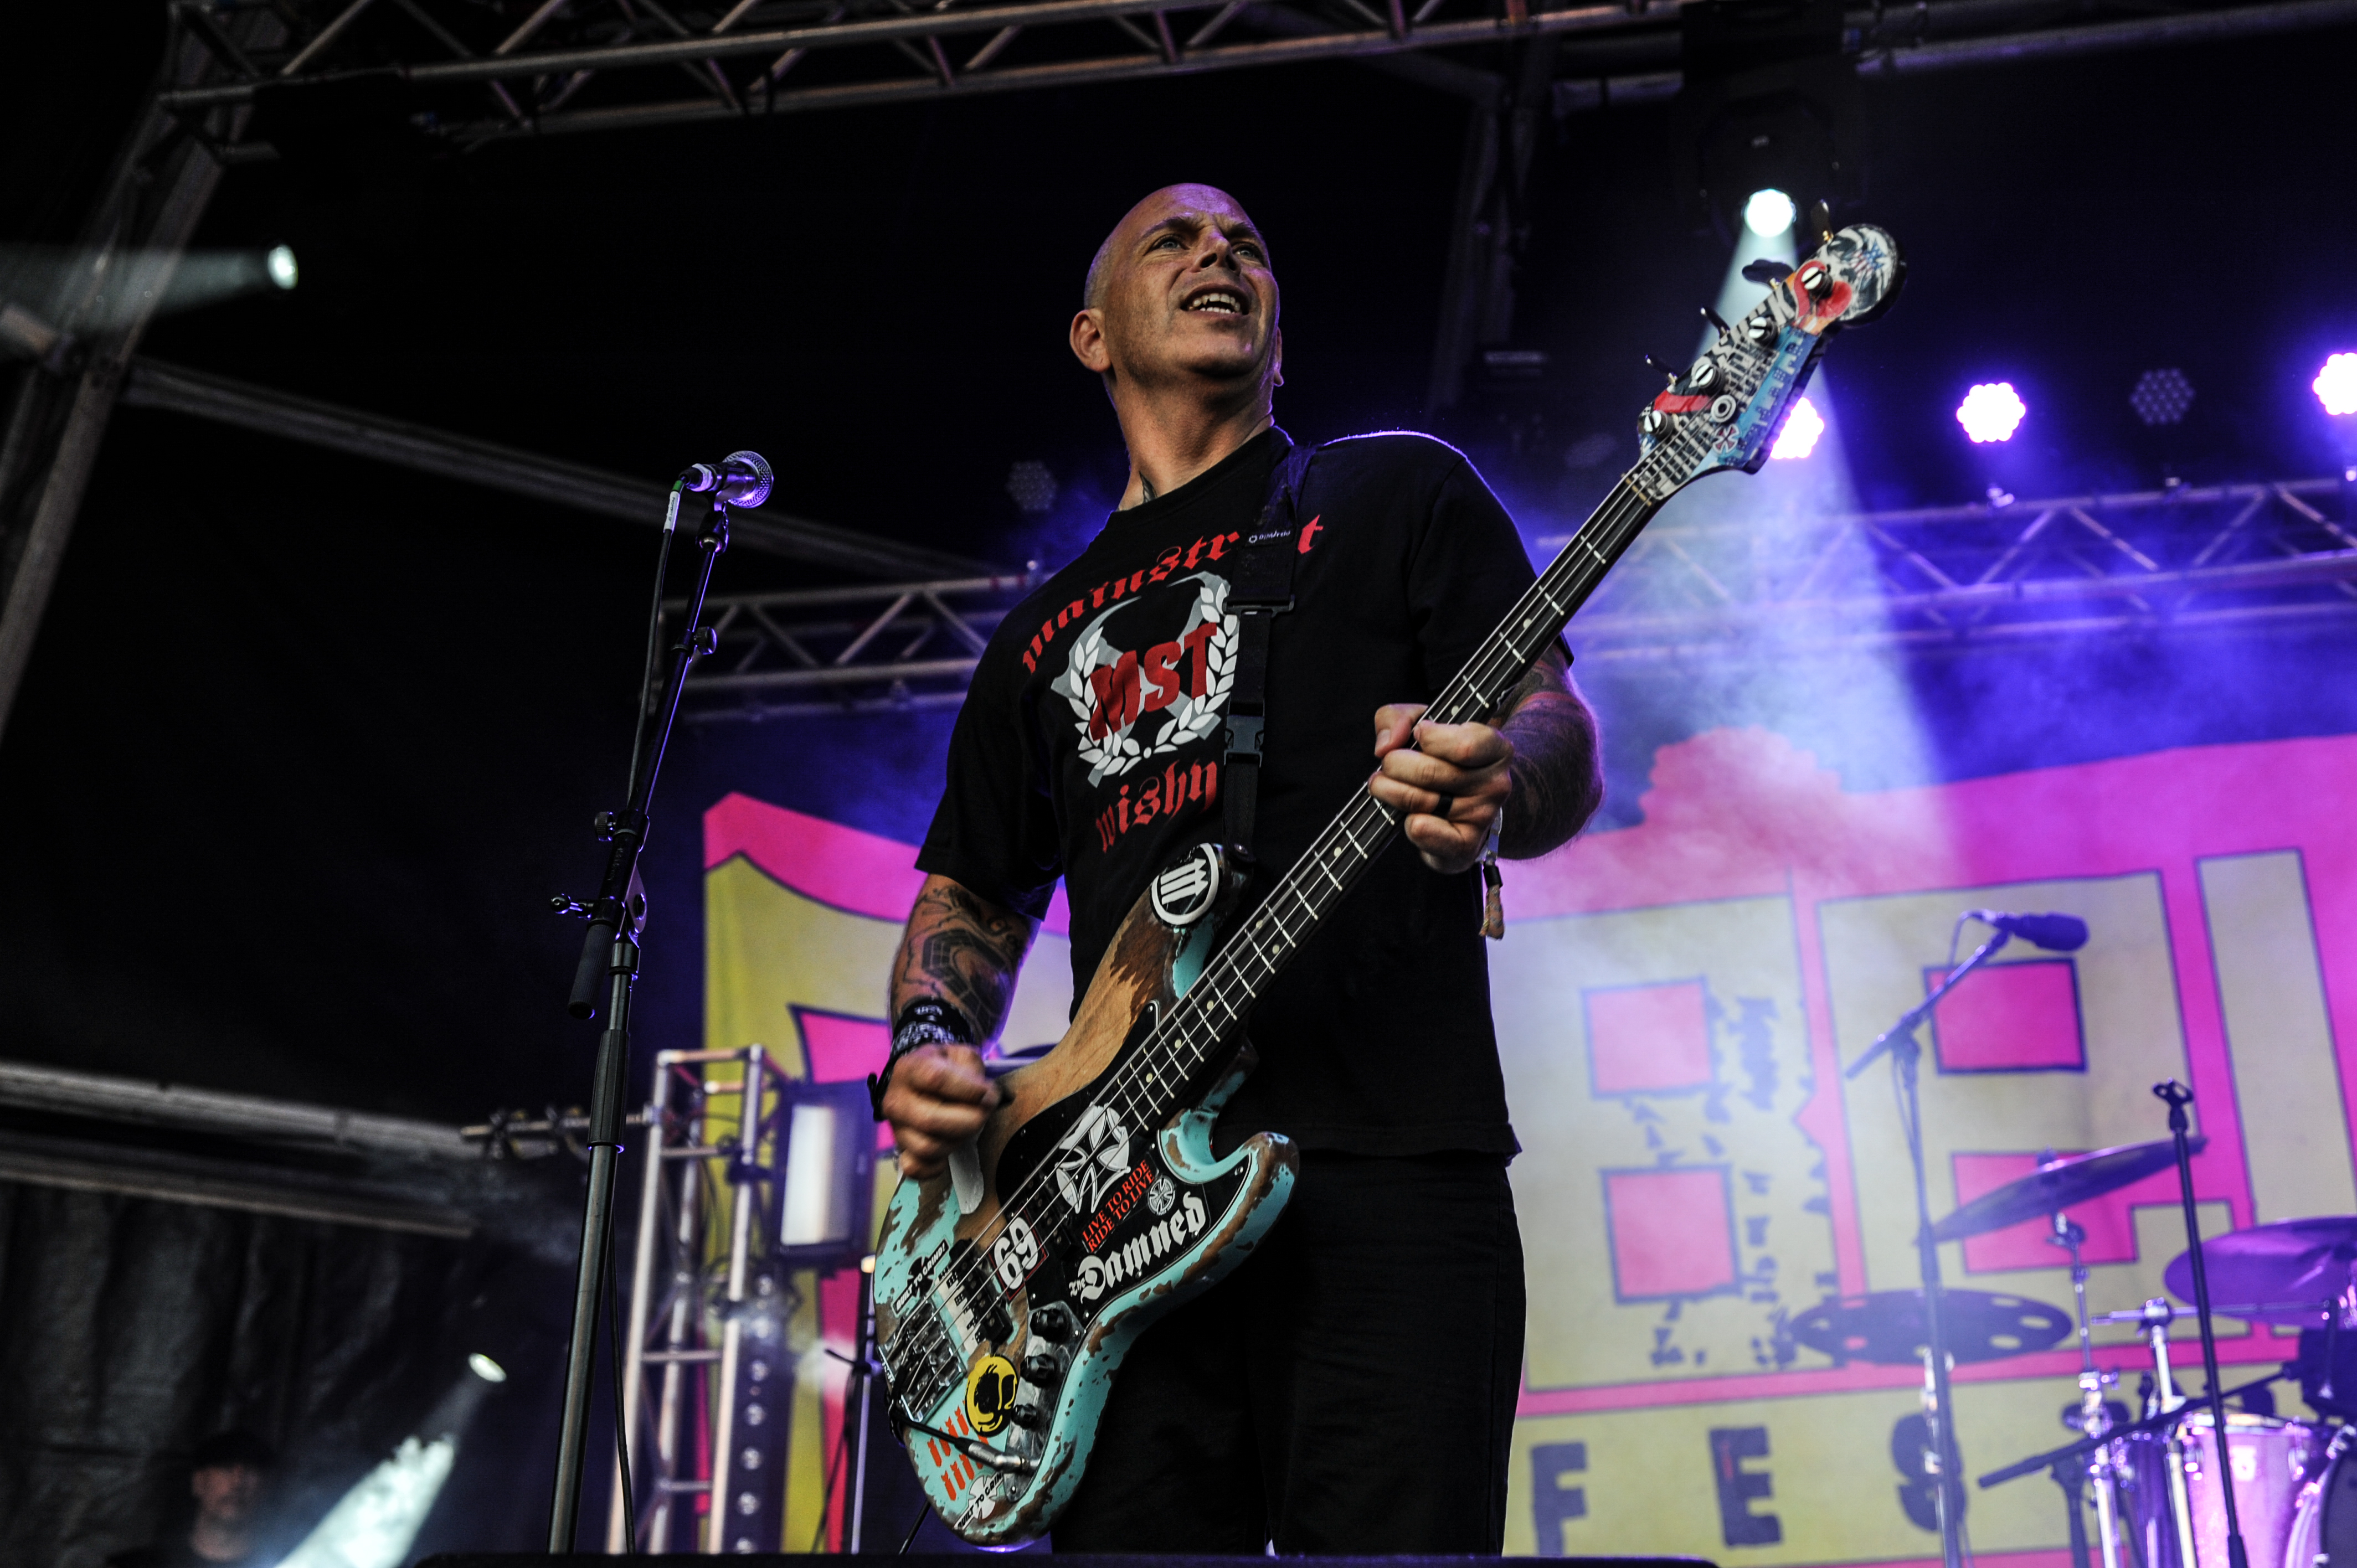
1630;223;1904;502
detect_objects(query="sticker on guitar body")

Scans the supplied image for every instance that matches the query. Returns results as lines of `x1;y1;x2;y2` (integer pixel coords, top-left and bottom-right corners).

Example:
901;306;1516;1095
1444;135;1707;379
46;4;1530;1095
1073;1188;1209;1302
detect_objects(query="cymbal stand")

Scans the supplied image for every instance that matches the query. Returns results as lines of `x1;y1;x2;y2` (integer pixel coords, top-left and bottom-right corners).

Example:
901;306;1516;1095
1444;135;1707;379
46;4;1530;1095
1847;926;2012;1568
2155;1079;2249;1568
2142;1297;2199;1568
2051;1212;2123;1568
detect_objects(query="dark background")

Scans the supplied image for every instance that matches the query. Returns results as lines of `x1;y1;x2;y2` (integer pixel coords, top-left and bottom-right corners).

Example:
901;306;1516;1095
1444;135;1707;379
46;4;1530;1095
3;1;2356;1556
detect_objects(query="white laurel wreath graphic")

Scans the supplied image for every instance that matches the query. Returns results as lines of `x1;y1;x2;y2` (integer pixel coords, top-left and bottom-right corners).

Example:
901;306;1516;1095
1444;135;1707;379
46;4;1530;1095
1057;574;1236;785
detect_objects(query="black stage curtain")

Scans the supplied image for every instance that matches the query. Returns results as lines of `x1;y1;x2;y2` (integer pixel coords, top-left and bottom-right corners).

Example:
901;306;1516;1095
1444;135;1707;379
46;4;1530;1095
0;1179;573;1568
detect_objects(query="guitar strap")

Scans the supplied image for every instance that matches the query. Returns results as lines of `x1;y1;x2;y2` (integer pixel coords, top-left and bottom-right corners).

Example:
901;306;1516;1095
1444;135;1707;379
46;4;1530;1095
1220;435;1321;868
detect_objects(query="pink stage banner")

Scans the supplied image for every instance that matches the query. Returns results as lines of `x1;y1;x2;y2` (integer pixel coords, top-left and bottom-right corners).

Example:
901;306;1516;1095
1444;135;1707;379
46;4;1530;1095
702;726;2357;1562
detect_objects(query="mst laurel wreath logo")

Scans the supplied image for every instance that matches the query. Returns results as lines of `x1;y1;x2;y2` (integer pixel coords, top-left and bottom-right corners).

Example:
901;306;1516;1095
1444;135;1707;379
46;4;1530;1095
1049;571;1236;786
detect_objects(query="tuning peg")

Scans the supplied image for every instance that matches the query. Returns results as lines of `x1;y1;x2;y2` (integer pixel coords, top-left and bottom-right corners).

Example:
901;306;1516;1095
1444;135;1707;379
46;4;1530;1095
1740;259;1787;286
1809;198;1833;243
1644;353;1679;381
1700;306;1731;334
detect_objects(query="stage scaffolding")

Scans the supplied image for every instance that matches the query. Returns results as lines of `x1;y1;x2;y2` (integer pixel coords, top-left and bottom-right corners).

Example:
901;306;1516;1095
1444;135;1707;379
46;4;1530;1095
610;1044;791;1555
142;0;2357;153
665;473;2357;720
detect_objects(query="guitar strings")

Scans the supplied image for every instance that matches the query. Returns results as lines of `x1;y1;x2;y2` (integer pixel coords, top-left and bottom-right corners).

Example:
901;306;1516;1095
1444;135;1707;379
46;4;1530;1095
928;472;1671;1314
921;472;1675;1314
925;472;1673;1313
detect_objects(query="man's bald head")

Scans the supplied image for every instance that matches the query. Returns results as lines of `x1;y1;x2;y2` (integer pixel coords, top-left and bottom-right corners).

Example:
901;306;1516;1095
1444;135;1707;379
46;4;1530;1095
1082;183;1264;308
1069;184;1282;422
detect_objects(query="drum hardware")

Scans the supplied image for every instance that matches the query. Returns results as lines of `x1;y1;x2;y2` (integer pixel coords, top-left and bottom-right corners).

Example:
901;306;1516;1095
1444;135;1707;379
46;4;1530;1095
2157;1078;2256;1568
1969;1086;2334;1568
2053;1212;2129;1568
1931;1138;2222;1568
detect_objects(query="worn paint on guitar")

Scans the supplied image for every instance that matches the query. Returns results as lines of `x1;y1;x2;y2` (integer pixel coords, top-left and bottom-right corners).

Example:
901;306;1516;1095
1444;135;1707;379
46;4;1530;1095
871;865;1298;1544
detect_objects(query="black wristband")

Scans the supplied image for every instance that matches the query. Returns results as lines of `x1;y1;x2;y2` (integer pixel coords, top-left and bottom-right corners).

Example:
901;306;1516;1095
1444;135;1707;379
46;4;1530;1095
868;998;977;1120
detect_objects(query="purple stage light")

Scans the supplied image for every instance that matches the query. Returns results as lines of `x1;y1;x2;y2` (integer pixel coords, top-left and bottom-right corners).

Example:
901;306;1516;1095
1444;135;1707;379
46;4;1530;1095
2316;354;2357;417
1957;382;2027;443
1771;396;1825;460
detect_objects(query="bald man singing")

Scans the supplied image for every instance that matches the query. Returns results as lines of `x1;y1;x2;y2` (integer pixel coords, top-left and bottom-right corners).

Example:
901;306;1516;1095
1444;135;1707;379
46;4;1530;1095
873;184;1604;1550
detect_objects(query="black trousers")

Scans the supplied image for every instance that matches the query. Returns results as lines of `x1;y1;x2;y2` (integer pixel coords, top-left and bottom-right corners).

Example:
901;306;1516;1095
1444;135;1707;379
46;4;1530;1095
1052;1150;1526;1553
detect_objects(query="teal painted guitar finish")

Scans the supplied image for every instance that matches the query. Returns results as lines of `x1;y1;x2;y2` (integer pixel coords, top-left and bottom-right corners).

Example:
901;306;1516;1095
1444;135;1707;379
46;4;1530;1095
871;850;1297;1545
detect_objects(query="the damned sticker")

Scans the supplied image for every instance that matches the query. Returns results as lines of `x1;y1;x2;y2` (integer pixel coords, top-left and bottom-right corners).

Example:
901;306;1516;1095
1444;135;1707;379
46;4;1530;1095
1073;1189;1208;1302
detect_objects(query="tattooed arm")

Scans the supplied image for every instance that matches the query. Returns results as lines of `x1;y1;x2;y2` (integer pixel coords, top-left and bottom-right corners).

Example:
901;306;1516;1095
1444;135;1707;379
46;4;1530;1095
1493;647;1604;860
881;874;1039;1179
1370;647;1603;874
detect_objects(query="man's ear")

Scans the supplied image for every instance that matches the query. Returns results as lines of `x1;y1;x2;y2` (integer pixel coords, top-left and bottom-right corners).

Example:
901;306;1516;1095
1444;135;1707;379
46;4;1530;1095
1271;325;1285;390
1070;308;1111;374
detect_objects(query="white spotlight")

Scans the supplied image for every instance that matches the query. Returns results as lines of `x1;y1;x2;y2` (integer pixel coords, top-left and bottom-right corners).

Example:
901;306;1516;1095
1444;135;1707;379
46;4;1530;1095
266;245;299;290
466;1353;508;1384
1744;189;1797;238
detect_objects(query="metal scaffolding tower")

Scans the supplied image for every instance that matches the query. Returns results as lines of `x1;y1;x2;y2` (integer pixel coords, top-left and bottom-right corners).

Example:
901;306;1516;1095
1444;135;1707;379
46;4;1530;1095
612;1044;791;1554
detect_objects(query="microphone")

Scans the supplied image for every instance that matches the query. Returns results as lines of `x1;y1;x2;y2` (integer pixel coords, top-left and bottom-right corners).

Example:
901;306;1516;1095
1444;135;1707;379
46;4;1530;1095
678;450;773;508
1965;910;2090;952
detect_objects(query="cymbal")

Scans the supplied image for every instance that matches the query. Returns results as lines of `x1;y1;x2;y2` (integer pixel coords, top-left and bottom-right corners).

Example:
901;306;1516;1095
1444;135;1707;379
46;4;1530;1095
2162;1216;2357;1325
1930;1136;2207;1244
1789;1289;2073;1366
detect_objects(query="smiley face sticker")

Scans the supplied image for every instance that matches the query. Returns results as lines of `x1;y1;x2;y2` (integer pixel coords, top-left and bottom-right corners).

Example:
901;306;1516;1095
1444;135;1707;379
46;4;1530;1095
965;1353;1019;1436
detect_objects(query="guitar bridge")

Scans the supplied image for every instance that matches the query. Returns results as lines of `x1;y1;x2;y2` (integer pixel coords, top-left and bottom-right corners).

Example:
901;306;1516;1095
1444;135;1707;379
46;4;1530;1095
882;1293;961;1419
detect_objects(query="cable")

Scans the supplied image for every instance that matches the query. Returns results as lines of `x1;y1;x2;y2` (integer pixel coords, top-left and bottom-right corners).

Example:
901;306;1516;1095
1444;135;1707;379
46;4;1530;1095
896;1502;929;1554
605;1211;641;1552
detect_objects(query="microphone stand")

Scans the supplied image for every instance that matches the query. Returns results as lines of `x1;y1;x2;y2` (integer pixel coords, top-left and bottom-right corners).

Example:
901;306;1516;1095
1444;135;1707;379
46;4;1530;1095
1847;927;2011;1568
2155;1079;2249;1568
546;487;730;1552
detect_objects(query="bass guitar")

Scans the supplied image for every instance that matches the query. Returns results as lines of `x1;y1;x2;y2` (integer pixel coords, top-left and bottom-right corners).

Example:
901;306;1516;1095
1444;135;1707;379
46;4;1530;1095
871;221;1905;1544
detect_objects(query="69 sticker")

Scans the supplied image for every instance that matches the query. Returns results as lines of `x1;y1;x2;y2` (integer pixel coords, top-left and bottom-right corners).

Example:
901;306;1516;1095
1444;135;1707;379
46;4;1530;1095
991;1216;1040;1292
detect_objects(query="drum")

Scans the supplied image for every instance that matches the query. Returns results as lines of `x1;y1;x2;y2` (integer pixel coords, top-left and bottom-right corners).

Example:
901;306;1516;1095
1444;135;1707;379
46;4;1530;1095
2285;1429;2357;1568
2125;1411;2318;1568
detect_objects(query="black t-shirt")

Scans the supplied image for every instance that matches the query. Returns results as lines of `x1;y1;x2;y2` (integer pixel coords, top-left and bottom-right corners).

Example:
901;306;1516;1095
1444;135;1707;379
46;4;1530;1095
918;428;1540;1156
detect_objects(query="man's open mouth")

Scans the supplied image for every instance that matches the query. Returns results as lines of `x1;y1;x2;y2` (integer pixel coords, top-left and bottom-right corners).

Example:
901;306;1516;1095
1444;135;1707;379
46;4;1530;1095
1182;288;1249;316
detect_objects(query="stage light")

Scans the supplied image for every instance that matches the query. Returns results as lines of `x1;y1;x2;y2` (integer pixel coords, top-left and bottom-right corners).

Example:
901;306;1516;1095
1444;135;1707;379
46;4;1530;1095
778;1079;877;1271
1957;383;2026;443
267;245;299;290
1744;189;1797;238
2130;368;2194;426
275;1356;508;1568
1006;460;1058;515
1769;396;1824;461
2316;353;2357;416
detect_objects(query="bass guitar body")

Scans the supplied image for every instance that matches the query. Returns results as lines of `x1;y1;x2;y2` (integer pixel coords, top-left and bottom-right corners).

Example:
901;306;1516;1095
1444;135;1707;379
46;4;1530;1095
872;846;1296;1545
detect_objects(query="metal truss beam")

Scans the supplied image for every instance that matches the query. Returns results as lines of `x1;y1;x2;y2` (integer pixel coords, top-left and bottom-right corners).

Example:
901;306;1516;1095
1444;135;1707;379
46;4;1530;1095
147;0;2357;154
677;572;1035;721
0;10;282;745
1554;477;2357;663
118;358;988;579
675;476;2357;721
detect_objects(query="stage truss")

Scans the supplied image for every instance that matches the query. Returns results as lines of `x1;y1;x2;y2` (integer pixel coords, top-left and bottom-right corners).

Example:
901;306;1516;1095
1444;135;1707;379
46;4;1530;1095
672;475;2357;719
151;0;2357;152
